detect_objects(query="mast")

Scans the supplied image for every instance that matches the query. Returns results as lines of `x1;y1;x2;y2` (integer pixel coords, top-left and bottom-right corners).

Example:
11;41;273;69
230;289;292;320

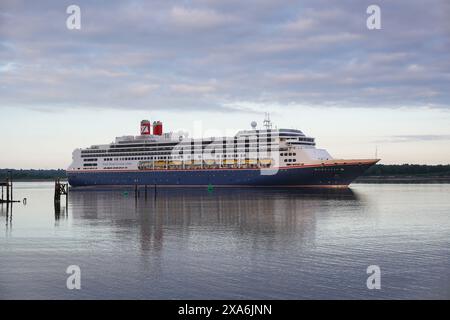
263;113;272;130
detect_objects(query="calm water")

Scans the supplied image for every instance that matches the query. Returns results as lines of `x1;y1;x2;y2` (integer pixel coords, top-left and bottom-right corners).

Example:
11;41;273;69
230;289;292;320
1;182;449;299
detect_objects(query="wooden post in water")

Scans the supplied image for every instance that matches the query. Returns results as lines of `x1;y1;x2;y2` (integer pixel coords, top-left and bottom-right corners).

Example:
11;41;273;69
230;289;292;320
54;179;68;206
0;179;16;203
54;179;60;203
6;178;10;203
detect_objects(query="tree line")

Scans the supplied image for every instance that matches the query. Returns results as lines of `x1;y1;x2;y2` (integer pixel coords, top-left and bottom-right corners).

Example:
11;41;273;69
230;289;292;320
364;164;450;176
0;169;67;180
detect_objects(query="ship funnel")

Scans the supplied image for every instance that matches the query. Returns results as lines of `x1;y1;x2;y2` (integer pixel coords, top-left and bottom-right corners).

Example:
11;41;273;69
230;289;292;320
153;121;163;135
140;120;151;135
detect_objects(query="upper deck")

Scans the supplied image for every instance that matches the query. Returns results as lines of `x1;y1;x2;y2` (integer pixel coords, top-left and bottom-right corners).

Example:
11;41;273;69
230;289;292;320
82;127;316;152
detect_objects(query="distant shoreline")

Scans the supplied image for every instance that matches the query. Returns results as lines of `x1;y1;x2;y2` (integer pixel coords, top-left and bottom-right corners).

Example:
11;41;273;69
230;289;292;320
355;176;450;184
2;165;450;184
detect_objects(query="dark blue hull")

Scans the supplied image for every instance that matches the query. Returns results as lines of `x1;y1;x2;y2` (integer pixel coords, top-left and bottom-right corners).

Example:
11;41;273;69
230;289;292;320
68;162;376;187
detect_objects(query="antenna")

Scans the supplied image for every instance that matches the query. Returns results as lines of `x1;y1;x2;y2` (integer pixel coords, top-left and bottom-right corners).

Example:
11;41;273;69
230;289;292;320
263;112;272;130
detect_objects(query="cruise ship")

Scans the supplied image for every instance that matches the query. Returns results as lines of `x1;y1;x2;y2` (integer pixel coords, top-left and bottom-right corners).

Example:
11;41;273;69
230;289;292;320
67;116;379;187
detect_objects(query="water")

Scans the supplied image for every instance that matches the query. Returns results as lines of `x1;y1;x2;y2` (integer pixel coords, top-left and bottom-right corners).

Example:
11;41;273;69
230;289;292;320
1;182;449;299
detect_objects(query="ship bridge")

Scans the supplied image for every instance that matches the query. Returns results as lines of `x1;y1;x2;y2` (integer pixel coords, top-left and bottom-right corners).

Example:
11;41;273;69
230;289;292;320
235;128;315;147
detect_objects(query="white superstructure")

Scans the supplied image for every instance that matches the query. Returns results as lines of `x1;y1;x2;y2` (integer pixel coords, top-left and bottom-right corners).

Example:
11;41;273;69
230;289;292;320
68;118;333;172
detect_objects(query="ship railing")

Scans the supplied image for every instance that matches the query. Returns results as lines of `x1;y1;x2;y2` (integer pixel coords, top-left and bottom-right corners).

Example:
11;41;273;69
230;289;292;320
137;158;274;170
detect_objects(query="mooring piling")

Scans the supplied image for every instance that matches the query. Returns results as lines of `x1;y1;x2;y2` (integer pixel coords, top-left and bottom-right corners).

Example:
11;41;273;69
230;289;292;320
54;179;69;207
6;178;10;202
0;178;17;204
129;184;157;201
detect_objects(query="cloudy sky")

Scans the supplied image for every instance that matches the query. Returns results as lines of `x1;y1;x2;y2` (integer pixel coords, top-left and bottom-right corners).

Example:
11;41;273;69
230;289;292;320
1;0;449;168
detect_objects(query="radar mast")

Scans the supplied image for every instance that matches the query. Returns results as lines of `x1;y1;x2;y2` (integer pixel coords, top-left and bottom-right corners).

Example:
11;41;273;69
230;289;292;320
263;113;273;130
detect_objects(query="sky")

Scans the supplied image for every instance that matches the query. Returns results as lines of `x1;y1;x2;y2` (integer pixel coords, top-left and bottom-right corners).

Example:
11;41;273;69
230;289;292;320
1;0;449;169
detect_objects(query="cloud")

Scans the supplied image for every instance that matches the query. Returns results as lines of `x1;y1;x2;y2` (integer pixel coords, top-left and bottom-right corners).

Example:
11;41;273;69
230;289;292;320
170;83;216;94
374;135;450;143
127;84;160;97
169;6;238;30
0;0;449;112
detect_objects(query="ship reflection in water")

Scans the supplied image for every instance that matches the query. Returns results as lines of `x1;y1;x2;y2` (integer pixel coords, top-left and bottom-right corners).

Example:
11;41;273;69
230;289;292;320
68;187;359;256
1;183;450;299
